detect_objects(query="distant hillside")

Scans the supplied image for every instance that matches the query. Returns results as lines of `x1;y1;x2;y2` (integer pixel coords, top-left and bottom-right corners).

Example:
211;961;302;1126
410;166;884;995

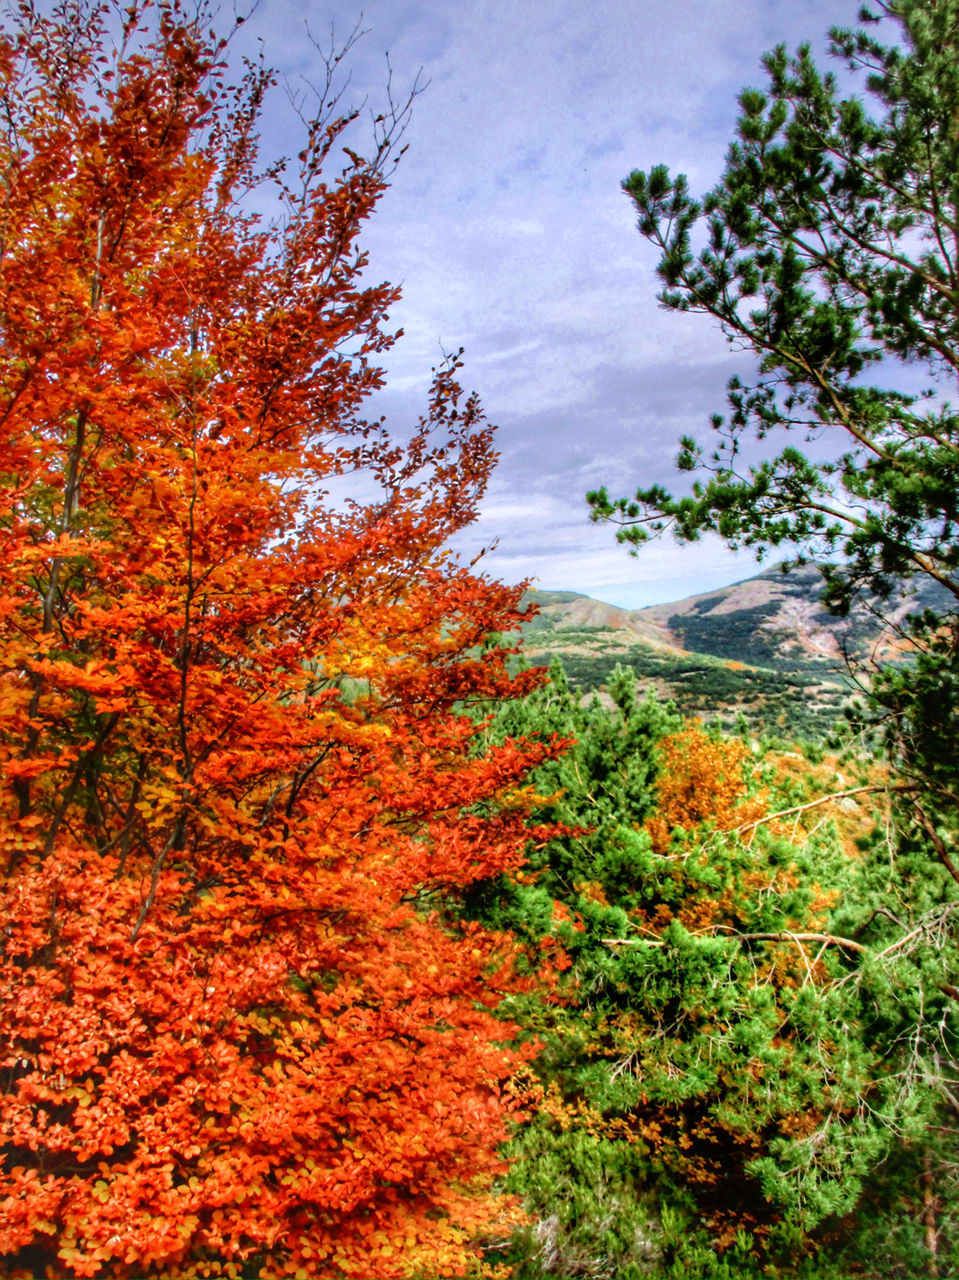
514;564;948;738
630;561;949;668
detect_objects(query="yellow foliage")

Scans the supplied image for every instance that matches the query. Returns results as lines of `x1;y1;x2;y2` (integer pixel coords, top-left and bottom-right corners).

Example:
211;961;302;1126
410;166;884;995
645;723;767;854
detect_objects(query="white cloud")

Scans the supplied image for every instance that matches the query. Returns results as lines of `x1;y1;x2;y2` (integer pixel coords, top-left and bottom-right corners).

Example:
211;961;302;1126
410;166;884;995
238;0;862;607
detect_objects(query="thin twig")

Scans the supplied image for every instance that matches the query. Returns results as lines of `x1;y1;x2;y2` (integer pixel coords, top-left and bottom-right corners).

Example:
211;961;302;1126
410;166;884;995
130;813;186;943
734;782;916;835
602;929;867;953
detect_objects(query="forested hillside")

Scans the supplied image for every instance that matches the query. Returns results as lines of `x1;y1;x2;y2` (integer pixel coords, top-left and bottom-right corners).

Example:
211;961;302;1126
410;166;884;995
514;565;885;738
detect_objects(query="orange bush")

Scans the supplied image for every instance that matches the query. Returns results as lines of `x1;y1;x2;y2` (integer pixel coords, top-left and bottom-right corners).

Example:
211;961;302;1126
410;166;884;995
645;724;766;854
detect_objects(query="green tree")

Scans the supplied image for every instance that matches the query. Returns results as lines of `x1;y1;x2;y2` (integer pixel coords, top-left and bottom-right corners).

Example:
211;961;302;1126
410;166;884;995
588;4;959;1272
470;664;902;1277
588;0;959;834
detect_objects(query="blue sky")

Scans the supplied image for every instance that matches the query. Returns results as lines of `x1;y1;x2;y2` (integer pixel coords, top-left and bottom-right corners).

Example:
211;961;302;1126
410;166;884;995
237;0;863;608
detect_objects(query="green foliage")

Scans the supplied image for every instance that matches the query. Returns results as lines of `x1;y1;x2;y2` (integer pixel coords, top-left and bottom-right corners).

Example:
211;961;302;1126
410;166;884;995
503;1125;663;1279
473;657;677;888
588;0;959;824
470;663;958;1276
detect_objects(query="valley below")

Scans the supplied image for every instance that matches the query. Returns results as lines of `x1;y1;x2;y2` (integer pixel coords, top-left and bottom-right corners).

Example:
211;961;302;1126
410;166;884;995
515;561;942;738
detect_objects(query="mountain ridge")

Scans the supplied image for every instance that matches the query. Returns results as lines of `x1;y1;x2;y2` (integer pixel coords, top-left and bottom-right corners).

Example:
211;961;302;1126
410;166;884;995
514;563;950;737
522;561;945;668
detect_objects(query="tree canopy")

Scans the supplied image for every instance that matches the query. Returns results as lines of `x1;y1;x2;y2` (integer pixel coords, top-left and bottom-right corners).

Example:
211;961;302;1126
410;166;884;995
0;3;551;1276
588;0;959;851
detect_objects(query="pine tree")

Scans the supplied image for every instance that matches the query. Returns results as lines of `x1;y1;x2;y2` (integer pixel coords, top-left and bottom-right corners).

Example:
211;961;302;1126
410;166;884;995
588;5;959;1271
588;0;959;840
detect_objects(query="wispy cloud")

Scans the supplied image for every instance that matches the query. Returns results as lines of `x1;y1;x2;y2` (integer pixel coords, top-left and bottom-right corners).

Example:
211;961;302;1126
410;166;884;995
239;0;860;607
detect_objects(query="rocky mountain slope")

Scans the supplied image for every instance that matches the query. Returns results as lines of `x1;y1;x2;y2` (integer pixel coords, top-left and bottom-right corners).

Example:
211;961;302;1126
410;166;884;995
629;562;946;666
514;563;946;738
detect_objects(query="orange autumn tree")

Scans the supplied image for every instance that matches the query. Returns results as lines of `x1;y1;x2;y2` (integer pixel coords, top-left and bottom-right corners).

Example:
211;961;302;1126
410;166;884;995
644;723;766;856
0;3;553;1277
